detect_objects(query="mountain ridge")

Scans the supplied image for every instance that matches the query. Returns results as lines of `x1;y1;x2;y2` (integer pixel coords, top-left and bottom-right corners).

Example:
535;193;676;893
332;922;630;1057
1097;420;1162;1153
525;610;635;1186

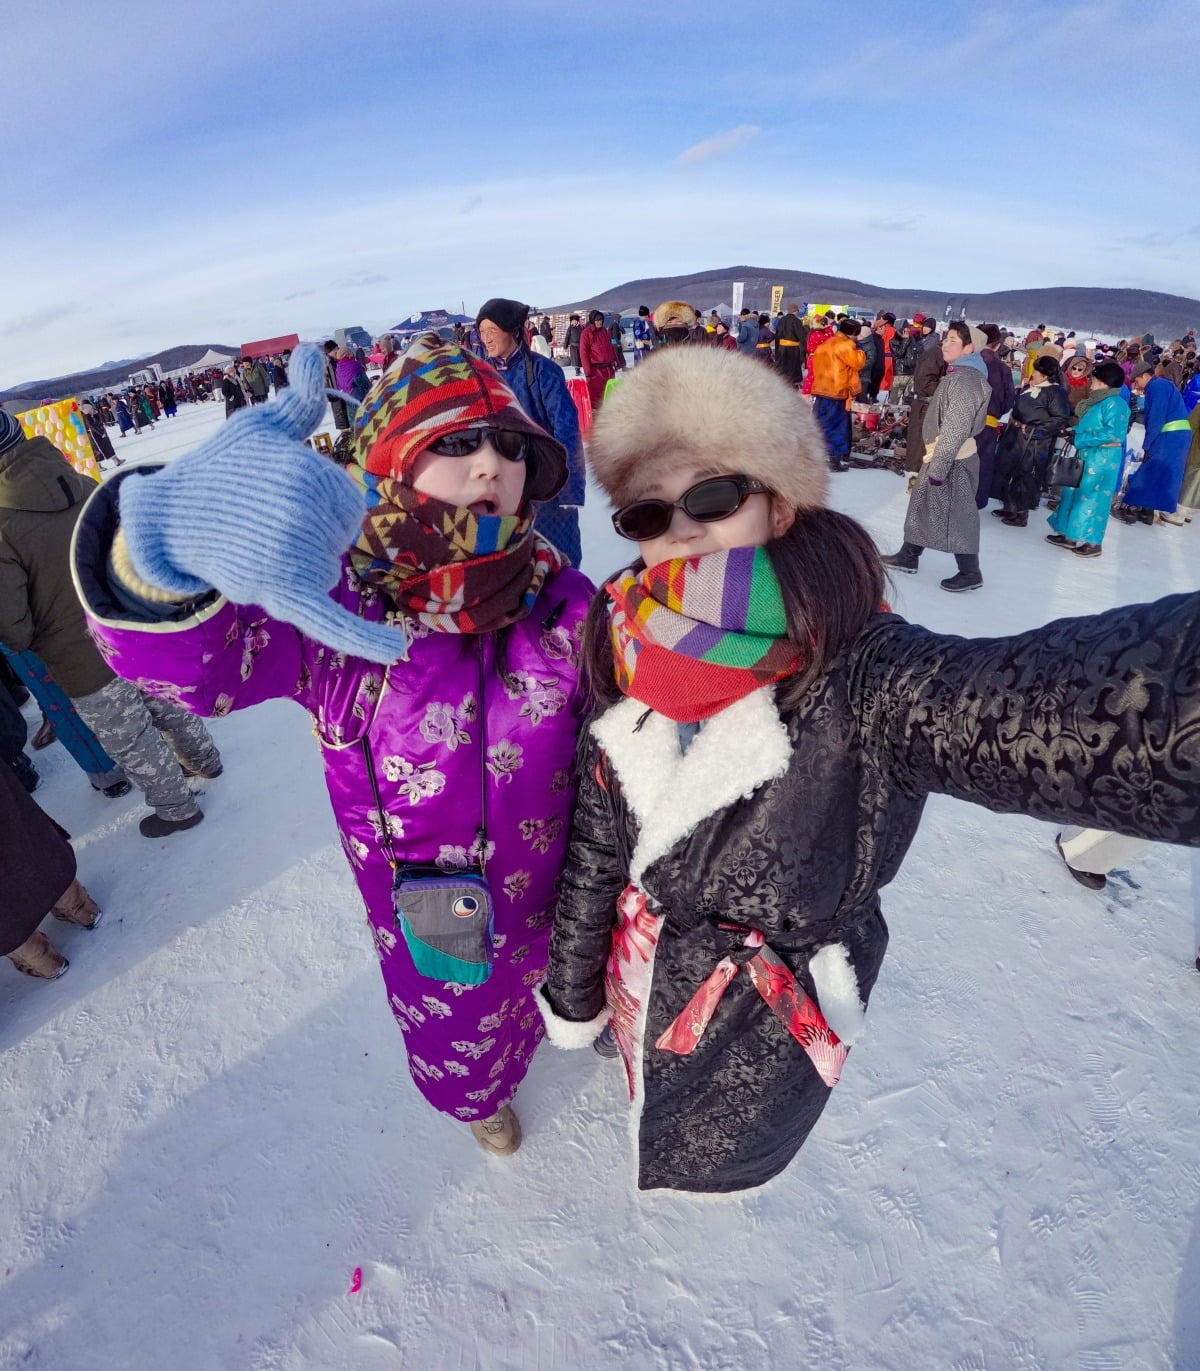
545;265;1200;338
1;343;239;408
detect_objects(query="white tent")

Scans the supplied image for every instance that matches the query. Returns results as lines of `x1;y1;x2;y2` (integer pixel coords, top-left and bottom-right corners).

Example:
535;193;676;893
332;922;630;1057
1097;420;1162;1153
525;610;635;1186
191;348;237;368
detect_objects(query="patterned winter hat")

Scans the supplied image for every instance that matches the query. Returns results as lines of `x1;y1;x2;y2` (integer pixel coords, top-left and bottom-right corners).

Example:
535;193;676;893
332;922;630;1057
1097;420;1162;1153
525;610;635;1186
352;332;567;503
0;409;23;455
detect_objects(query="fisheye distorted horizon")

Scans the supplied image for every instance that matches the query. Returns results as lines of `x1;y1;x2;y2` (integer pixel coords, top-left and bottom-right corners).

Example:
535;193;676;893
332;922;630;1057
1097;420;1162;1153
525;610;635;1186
3;0;1198;380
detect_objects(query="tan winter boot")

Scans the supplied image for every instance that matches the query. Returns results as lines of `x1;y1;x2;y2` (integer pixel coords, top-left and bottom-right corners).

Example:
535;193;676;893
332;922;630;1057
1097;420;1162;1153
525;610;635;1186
469;1104;522;1156
8;931;69;979
51;879;102;929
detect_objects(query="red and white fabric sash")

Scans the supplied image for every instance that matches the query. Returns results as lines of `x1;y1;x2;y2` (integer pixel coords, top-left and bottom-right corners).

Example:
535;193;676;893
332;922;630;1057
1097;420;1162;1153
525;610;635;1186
655;927;849;1088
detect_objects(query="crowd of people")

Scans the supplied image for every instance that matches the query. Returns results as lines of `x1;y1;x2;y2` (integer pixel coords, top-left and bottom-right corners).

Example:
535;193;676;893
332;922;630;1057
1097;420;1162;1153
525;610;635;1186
2;290;1198;1199
469;298;1199;595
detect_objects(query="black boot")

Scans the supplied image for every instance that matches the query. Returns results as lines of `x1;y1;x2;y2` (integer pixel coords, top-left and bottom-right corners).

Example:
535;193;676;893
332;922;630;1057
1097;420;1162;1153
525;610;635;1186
139;809;205;838
881;542;923;574
940;553;983;592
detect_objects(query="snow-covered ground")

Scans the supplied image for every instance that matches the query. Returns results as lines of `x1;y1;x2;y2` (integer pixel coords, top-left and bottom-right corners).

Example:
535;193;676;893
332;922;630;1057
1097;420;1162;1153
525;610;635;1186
3;395;1198;1371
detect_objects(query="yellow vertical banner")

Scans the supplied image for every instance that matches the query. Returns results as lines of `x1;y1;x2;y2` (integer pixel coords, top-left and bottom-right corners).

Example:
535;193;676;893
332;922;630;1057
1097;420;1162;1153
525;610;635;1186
770;285;784;315
17;398;100;482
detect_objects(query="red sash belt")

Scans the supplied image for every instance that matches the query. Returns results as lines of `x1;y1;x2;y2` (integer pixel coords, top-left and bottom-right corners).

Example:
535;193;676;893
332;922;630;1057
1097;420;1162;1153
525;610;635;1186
655;927;849;1087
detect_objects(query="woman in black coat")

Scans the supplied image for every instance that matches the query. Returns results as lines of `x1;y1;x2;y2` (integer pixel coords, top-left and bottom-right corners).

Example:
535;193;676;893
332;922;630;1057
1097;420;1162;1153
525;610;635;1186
2;758;101;978
220;369;247;419
991;355;1071;525
536;346;1200;1195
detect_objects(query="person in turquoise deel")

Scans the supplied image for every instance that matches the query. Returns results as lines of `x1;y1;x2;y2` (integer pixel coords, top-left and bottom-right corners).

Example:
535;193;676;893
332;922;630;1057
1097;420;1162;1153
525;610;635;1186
1046;359;1131;558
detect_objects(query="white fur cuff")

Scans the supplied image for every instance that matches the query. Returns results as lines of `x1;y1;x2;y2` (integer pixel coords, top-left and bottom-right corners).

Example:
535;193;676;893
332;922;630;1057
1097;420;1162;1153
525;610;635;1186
535;984;611;1049
809;943;866;1046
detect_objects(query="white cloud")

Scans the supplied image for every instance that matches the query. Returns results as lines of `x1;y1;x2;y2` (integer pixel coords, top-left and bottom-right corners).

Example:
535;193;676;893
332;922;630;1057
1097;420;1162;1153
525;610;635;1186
676;124;761;166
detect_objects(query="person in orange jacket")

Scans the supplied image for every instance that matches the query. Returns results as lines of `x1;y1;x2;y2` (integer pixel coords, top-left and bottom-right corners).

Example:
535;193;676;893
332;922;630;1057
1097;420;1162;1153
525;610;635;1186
800;313;835;395
809;320;866;471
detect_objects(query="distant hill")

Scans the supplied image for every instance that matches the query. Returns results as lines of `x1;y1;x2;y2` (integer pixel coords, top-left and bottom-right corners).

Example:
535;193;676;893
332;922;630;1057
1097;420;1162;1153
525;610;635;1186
0;344;240;408
547;266;1200;338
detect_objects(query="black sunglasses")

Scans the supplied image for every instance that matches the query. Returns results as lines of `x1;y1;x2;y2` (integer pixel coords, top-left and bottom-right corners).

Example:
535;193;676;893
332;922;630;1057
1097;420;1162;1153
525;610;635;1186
612;475;770;541
426;427;528;462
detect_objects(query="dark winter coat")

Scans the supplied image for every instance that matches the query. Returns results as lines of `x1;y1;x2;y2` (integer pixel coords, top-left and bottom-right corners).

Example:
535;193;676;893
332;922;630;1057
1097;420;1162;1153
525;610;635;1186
221;376;246;418
993;382;1071;511
891;333;918;377
773;314;807;383
904;339;946;472
0;756;76;957
0;436;114;698
857;331;882;395
544;595;1200;1192
980;348;1016;422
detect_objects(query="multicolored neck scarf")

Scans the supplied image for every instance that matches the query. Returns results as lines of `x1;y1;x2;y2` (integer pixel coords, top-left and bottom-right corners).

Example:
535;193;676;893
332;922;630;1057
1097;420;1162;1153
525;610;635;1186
345;462;562;634
606;546;802;723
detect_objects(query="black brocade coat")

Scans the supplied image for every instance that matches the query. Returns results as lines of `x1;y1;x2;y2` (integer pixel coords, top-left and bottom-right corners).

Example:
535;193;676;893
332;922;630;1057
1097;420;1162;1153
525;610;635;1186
542;598;1200;1193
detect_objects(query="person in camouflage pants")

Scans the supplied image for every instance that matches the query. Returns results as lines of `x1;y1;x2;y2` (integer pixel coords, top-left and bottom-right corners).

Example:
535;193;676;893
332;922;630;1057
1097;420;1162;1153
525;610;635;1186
71;678;220;826
0;415;221;837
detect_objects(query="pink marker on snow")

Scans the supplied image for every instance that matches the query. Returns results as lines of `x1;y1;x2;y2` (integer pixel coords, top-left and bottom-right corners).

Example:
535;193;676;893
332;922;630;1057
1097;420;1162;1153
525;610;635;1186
348;1267;362;1294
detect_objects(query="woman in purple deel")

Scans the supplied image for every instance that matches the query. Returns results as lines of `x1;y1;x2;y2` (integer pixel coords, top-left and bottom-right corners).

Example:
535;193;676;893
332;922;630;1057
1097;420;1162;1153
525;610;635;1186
72;336;592;1156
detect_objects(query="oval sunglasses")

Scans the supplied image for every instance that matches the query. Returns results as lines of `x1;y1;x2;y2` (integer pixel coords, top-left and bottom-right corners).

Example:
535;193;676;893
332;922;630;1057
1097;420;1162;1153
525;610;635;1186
611;474;769;541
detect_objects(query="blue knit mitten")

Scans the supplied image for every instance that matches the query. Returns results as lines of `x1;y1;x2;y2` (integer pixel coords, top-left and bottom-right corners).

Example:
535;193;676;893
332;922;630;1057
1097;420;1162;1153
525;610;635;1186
118;343;407;664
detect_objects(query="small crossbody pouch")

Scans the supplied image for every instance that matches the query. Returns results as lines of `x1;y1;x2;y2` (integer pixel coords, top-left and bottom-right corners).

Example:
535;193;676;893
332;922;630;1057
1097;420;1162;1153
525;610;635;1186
360;641;497;987
391;862;494;985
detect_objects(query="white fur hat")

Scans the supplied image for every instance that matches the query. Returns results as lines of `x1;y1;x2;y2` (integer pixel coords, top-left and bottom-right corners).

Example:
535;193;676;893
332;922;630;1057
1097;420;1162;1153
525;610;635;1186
587;345;829;510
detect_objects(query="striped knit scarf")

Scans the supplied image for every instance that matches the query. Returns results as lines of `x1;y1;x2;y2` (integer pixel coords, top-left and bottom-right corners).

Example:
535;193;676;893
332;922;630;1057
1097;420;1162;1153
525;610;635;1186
606;546;802;723
345;463;561;634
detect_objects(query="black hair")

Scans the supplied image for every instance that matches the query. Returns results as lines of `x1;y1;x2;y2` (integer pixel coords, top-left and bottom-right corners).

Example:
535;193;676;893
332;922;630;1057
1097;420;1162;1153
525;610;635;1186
580;507;885;715
946;320;972;347
837;319;862;336
1092;360;1126;388
1033;355;1064;385
638;305;651;316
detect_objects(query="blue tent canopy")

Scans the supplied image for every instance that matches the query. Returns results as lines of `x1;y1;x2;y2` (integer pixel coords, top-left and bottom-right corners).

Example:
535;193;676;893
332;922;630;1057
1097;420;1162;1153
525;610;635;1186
387;310;473;336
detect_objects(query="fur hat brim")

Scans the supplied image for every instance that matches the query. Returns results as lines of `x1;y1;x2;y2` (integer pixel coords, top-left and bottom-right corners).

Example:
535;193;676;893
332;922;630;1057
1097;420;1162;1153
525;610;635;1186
587;346;828;511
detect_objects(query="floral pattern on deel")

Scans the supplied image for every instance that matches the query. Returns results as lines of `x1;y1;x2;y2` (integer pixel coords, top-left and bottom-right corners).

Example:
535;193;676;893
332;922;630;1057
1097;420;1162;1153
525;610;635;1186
419;701;472;750
352;673;384;722
518;816;563;854
540;623;579;666
436;836;496;870
382;754;446;804
368;809;406;844
339;829;370;870
503;671;567;725
486;739;524;783
503;869;532;902
239;622;271;681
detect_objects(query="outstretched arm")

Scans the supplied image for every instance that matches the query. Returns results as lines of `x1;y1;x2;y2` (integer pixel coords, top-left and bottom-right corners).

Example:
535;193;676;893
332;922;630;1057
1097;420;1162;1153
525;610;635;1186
851;597;1200;847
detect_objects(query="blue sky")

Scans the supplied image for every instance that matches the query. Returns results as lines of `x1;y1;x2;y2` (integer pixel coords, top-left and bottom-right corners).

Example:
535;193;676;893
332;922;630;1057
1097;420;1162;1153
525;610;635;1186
3;0;1198;381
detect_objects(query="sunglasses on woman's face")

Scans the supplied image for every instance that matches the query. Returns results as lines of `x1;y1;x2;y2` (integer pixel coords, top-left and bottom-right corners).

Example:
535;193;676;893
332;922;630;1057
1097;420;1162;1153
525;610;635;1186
426;427;528;462
611;474;770;541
